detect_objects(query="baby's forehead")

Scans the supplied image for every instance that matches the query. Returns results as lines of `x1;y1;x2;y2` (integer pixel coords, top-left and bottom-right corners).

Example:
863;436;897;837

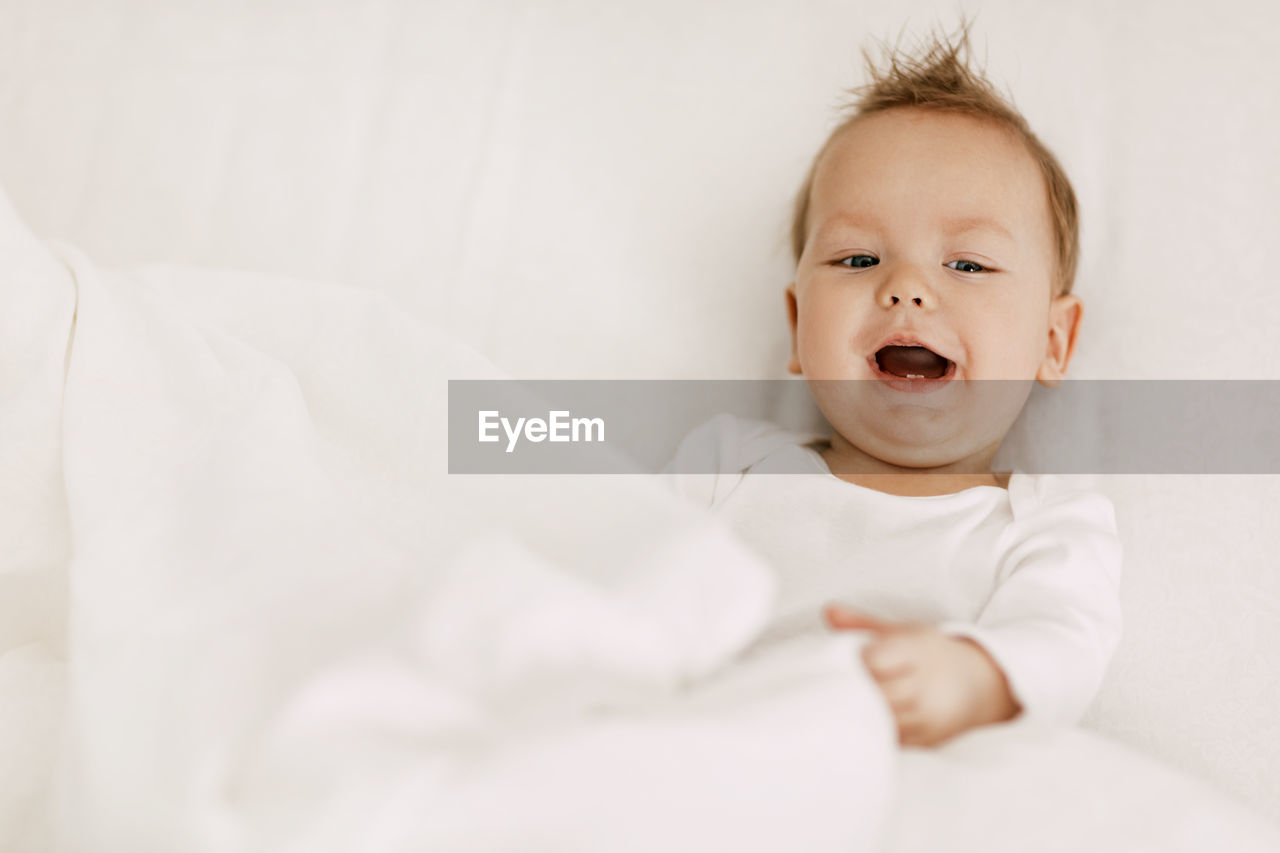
810;110;1050;234
820;108;1036;180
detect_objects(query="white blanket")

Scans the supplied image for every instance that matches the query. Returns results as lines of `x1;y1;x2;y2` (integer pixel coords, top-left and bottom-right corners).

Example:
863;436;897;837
5;206;1279;851
6;1;1280;827
51;245;897;852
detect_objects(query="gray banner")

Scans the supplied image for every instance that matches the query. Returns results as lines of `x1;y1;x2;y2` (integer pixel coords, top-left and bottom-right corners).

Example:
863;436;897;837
447;380;1280;474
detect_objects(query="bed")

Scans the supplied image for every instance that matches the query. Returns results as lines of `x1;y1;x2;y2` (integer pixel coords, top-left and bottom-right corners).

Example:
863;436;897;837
2;1;1279;850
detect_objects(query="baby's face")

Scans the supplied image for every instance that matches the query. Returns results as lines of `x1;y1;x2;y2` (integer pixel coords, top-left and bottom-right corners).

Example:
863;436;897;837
786;107;1082;469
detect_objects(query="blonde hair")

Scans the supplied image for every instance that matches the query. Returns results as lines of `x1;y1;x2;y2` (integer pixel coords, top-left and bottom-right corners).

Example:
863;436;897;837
789;16;1080;296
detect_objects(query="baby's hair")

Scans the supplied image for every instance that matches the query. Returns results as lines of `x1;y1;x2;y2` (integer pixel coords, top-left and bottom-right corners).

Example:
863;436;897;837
789;15;1080;296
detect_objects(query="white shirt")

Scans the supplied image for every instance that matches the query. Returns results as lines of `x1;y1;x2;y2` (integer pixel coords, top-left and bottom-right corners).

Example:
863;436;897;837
661;413;1123;728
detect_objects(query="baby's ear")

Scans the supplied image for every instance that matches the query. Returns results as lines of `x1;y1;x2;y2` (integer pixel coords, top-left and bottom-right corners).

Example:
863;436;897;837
1036;293;1083;387
785;283;802;375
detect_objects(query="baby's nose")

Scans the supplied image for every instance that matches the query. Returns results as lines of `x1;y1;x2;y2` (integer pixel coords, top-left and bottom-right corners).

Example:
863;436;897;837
876;266;937;309
879;287;932;309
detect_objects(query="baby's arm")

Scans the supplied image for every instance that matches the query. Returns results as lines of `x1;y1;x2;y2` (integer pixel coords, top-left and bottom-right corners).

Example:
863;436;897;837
937;486;1124;729
824;606;1020;747
828;484;1123;745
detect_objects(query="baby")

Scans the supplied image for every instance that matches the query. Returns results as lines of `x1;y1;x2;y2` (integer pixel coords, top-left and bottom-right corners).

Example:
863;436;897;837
663;21;1122;748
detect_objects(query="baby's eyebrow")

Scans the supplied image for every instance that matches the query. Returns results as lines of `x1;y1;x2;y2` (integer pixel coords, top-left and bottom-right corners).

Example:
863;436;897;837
814;214;1016;243
813;214;883;244
941;216;1016;242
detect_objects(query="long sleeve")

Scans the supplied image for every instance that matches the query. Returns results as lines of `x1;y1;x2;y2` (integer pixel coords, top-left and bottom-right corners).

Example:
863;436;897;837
938;478;1123;729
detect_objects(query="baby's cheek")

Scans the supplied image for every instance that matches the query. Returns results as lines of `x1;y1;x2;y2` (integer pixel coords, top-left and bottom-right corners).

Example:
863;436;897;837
970;325;1045;380
803;320;864;375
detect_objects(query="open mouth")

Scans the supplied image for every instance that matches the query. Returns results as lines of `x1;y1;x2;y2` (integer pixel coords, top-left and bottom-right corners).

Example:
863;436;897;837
869;345;956;391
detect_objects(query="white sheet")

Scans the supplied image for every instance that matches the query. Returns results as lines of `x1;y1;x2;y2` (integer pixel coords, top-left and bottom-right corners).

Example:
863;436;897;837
51;244;900;851
0;191;74;853
4;8;1280;817
3;195;1279;849
3;0;1280;843
886;725;1280;853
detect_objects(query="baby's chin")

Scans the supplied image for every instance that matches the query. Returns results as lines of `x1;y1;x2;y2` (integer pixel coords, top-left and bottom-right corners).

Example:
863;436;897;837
823;410;1016;473
832;439;996;474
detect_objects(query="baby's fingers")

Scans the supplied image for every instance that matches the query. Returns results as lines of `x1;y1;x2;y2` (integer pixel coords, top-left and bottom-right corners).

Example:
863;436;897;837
824;604;900;632
896;717;938;748
861;634;918;678
880;691;935;746
874;672;921;715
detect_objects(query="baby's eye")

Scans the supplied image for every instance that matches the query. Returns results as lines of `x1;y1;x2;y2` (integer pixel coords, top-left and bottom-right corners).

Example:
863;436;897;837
838;255;878;269
946;259;988;273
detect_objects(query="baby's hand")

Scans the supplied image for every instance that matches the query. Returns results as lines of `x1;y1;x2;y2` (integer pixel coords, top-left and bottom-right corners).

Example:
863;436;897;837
823;604;1021;747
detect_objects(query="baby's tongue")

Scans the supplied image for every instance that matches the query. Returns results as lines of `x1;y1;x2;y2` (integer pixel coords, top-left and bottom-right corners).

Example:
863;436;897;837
876;345;949;378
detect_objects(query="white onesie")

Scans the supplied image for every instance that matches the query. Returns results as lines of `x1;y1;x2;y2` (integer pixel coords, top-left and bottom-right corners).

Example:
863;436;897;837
661;413;1123;729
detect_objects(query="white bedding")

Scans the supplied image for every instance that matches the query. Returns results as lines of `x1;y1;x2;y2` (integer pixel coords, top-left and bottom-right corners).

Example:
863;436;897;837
888;726;1280;853
49;238;904;851
3;207;1277;849
3;0;1280;846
